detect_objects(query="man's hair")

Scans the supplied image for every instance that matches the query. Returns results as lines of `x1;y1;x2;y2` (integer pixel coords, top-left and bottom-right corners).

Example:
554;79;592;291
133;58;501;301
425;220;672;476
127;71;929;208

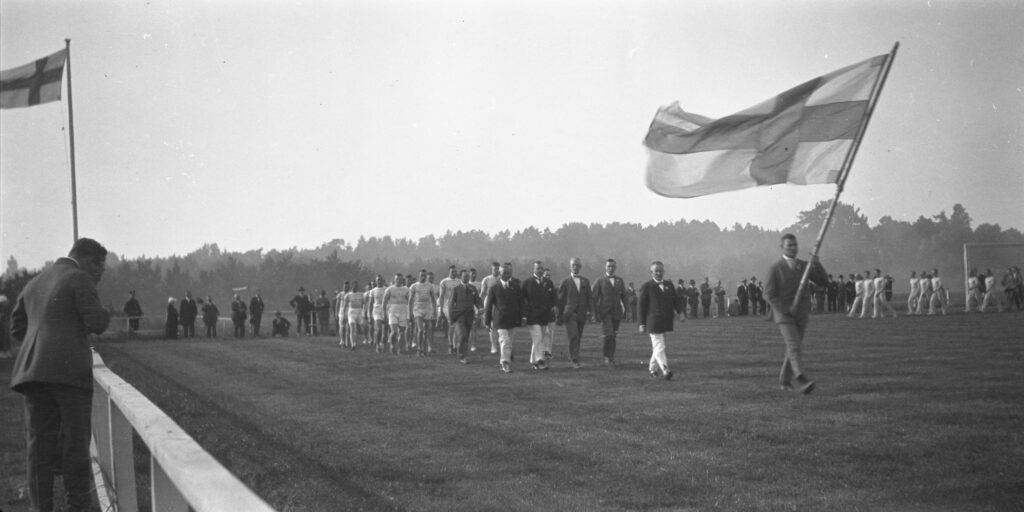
780;233;797;244
491;261;500;267
606;258;616;264
69;237;107;260
650;261;663;267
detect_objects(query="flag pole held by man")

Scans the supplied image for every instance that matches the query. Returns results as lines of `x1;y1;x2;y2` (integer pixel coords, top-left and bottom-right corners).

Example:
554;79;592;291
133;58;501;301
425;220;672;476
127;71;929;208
643;44;899;392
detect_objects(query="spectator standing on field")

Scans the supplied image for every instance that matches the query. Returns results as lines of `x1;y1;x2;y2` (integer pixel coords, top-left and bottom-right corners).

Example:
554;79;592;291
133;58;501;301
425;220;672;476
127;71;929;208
10;238;111;512
179;291;198;338
231;294;248;337
249;290;265;336
165;298;179;339
202;296;220;338
290;287;313;336
123;289;143;337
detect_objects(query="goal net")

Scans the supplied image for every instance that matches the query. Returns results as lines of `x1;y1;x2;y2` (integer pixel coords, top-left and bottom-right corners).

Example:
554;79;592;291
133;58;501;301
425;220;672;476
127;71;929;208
962;242;1024;308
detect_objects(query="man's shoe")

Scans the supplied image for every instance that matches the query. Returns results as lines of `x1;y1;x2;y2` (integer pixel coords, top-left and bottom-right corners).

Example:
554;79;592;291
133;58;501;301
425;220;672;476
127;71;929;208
501;362;512;373
572;360;581;369
604;357;612;366
544;351;552;360
532;363;540;371
800;380;816;395
538;360;548;370
663;370;674;381
459;356;469;364
780;382;794;392
649;369;659;378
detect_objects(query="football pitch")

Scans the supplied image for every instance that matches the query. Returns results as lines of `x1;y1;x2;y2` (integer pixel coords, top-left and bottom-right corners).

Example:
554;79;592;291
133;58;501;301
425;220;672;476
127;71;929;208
3;311;1023;511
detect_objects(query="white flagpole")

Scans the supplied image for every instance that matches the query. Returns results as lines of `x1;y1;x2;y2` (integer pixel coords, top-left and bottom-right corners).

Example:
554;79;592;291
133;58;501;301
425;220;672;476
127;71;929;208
792;42;900;308
65;38;79;242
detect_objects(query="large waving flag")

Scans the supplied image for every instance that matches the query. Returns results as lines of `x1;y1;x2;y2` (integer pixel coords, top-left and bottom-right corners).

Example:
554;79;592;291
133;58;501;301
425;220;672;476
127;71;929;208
0;48;68;109
644;53;889;198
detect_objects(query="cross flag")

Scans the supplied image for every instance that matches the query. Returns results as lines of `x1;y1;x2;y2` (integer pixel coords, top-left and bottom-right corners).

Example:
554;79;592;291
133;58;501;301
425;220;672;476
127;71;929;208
0;49;68;109
644;53;889;198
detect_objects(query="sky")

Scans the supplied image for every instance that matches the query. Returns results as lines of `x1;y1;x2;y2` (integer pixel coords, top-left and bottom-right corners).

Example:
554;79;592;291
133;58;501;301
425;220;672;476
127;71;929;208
2;0;1022;271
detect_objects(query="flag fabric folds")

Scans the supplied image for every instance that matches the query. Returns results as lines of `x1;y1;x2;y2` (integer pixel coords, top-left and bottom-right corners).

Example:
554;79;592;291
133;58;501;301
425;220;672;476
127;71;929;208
0;49;68;109
644;54;888;198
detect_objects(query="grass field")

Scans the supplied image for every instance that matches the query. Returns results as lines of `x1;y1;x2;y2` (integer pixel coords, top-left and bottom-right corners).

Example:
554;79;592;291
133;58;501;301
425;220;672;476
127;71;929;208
3;311;1023;512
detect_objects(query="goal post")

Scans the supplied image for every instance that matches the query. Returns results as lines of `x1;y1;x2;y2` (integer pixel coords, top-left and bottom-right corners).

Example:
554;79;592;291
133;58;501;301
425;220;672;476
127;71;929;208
962;242;1024;308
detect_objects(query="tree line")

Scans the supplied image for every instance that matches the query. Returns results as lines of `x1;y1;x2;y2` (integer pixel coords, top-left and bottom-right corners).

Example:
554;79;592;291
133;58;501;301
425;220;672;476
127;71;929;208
2;201;1021;316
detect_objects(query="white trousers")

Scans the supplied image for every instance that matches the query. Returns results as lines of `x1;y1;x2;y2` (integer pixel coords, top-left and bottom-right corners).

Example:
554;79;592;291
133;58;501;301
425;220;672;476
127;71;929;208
873;293;897;318
528;324;552;363
497;328;515;364
648;333;669;373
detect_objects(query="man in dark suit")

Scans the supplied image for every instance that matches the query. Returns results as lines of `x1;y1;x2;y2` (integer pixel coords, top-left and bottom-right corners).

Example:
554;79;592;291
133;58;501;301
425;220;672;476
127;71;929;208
522;261;556;370
179;291;198;338
123;290;143;336
249;290;266;337
747;278;760;315
736;279;749;315
699;277;713;318
10;238;111;512
764;233;828;395
637;261;685;380
556;257;591;369
231;294;248;338
449;269;483;364
485;262;523;373
591;258;628;366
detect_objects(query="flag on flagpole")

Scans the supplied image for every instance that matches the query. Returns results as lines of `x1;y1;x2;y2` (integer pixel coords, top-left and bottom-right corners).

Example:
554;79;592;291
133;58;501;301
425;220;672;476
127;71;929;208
644;53;889;198
0;48;68;109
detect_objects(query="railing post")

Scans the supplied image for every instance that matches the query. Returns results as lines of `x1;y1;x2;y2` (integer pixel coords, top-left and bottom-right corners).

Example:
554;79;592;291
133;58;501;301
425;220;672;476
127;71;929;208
91;371;113;478
110;402;139;512
152;458;189;512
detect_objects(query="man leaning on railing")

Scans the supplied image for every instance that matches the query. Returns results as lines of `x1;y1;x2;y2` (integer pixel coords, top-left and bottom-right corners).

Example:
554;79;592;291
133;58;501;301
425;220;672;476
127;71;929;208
9;237;111;512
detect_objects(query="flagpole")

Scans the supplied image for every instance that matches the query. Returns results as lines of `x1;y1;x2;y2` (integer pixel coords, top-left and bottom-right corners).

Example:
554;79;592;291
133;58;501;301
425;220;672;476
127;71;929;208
65;38;79;242
792;42;899;308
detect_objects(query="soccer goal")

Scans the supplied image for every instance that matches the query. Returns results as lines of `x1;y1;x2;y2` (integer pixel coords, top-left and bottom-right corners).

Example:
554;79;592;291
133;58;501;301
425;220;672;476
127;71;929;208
962;242;1024;307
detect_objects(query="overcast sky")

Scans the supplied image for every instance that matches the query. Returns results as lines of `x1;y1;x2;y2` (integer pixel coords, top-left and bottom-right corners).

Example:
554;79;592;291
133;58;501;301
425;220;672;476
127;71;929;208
2;0;1022;271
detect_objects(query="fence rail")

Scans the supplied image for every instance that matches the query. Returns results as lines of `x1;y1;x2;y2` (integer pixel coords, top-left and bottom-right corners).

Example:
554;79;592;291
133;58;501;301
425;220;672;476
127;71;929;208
90;350;276;512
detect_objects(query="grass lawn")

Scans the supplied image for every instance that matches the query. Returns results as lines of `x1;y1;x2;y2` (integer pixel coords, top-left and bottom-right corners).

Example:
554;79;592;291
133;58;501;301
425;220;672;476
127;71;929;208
3;311;1023;511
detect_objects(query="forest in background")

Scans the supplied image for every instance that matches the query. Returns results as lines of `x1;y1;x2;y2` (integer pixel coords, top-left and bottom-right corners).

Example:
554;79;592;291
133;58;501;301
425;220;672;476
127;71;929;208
3;201;1022;315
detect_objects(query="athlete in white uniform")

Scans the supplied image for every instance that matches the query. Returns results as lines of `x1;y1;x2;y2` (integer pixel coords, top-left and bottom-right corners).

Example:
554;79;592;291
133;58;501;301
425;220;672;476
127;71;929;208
847;274;865;318
906;271;920;315
361;282;372;344
437;266;461;354
368;276;389;352
383;274;411;354
980;268;1004;312
929;268;948;315
872;269;898;318
409;269;438;356
859;270;874;318
478;262;502;355
343;284;366;349
965;269;981;312
915;271;933;315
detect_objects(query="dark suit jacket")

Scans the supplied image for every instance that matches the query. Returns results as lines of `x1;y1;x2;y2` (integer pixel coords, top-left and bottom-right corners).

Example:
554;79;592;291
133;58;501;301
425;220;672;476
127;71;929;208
592;275;627;319
637;279;683;334
521;276;556;325
179;298;198;322
449;282;482;324
485;278;523;330
10;257;110;392
763;257;828;324
557;275;591;323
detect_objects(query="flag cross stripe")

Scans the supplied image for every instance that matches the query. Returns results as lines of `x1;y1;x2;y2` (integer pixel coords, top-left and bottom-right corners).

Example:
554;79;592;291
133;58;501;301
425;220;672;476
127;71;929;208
4;57;64;106
645;76;868;185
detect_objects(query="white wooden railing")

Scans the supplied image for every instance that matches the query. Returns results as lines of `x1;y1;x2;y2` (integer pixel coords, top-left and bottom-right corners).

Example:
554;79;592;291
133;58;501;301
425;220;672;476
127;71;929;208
90;351;276;512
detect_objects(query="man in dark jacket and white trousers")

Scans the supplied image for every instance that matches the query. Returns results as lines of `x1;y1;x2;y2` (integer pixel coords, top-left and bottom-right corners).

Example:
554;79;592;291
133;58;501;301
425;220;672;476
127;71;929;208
10;238;111;512
763;233;829;395
637;261;685;380
485;262;523;374
521;260;557;370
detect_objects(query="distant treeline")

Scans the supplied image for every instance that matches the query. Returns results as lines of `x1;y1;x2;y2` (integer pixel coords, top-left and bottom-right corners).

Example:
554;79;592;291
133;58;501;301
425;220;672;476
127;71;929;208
3;201;1021;315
